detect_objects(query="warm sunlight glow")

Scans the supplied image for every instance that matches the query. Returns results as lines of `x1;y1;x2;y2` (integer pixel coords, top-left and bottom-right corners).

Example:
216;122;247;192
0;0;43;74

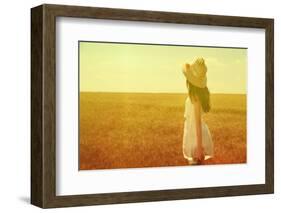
79;42;247;94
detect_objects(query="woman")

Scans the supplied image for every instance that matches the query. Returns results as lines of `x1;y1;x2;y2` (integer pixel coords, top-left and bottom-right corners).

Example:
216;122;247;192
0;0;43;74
182;58;213;165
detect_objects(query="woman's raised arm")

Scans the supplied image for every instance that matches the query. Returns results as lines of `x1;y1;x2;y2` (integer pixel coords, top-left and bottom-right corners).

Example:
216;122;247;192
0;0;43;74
182;63;190;78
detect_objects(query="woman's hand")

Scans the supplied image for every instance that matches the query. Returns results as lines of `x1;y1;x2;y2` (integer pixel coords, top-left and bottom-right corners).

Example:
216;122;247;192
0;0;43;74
182;63;190;78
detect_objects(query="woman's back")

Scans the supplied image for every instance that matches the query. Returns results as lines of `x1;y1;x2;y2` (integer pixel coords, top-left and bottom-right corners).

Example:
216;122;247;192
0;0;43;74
182;96;213;163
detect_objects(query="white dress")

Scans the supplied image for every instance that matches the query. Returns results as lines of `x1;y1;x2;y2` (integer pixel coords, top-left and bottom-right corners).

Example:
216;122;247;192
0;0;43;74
182;96;213;164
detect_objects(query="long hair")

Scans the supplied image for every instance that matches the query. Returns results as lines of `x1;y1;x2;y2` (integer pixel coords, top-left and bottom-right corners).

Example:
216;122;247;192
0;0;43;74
186;80;211;113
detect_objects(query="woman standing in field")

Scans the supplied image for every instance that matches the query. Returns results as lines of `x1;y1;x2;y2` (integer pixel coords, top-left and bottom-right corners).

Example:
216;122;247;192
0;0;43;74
182;58;213;165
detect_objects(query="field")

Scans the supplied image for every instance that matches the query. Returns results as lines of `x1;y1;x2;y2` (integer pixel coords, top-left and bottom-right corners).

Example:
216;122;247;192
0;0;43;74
79;92;246;170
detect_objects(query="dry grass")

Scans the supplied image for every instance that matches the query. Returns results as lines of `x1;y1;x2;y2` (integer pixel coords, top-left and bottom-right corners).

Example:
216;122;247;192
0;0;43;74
79;92;246;170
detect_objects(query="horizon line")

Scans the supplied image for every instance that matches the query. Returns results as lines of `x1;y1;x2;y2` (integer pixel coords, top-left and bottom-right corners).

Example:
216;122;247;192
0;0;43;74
80;91;246;95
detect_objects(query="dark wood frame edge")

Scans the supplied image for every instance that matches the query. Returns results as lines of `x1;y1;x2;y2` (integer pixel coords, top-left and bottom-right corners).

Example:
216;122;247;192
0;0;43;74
31;4;274;208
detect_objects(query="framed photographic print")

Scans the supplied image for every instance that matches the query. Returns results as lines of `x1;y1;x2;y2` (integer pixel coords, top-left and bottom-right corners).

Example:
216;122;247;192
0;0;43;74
31;4;274;208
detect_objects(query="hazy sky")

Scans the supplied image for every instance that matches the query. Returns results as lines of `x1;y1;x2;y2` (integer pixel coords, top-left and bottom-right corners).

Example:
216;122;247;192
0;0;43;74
79;42;247;94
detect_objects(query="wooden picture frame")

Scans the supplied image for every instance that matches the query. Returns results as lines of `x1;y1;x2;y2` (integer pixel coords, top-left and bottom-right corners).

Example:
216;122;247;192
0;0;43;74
31;4;274;208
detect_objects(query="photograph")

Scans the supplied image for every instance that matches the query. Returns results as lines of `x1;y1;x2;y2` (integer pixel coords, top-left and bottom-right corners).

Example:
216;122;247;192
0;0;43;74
78;41;247;170
30;4;274;208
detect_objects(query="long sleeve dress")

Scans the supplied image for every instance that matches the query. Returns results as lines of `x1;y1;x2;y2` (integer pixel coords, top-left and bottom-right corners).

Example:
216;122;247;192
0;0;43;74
182;96;213;164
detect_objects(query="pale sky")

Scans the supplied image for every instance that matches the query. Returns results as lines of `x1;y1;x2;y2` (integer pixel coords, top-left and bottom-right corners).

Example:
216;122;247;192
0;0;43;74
79;41;247;94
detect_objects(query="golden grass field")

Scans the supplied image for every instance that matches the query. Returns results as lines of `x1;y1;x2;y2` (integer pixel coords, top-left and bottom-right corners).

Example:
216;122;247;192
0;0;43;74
79;92;246;170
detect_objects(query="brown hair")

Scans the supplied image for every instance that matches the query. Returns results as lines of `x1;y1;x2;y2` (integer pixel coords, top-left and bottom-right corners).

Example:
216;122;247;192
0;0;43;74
186;80;211;113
